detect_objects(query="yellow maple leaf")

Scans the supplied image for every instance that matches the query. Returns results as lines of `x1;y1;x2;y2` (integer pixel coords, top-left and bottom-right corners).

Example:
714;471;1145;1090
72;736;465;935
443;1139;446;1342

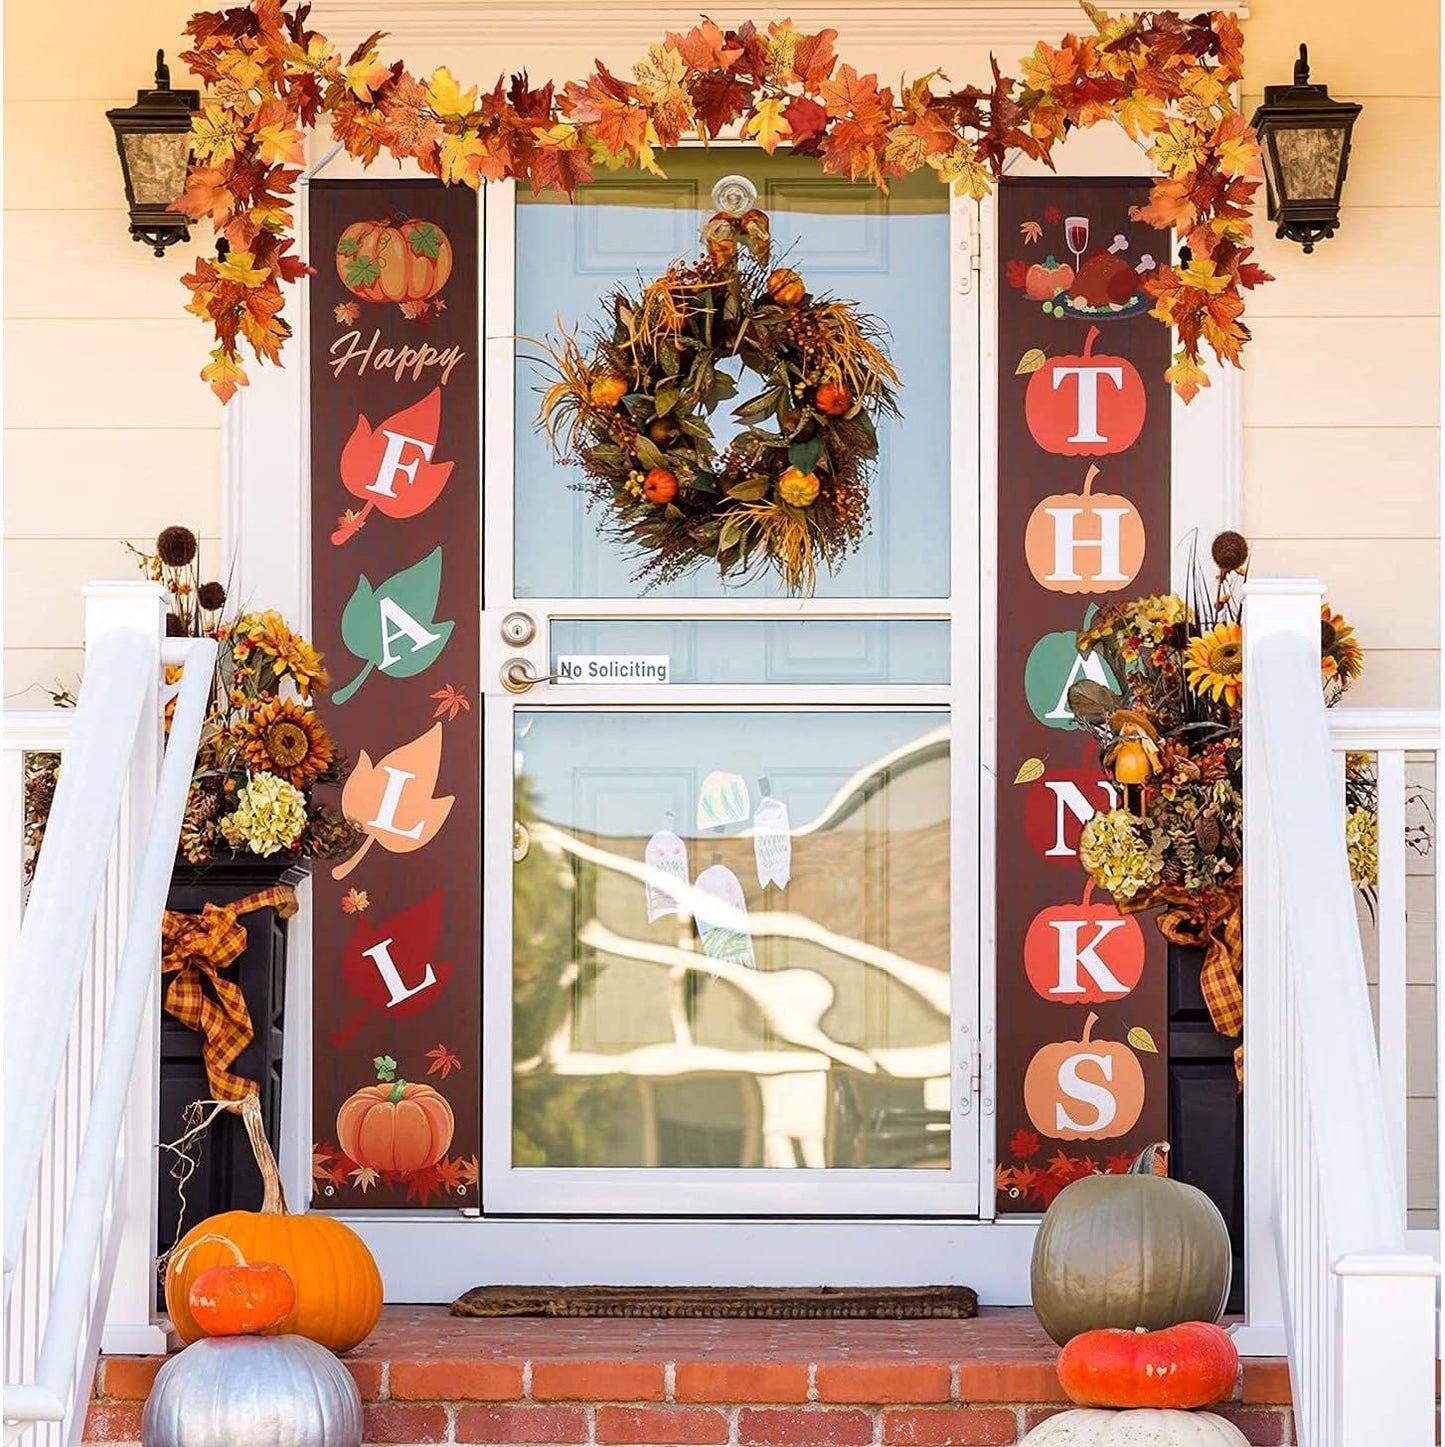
1021;40;1077;93
282;34;339;79
201;348;249;404
218;48;267;92
344;54;392;103
1216;131;1261;180
425;65;477;119
536;122;581;150
928;143;993;200
765;19;800;85
1178;257;1229;294
256;116;305;167
1181;66;1227;109
1150;121;1206;179
1117;89;1166;142
438;131;485;186
632;43;691;111
1165;349;1211;404
215;250;271;287
190;105;249;166
743;96;793;154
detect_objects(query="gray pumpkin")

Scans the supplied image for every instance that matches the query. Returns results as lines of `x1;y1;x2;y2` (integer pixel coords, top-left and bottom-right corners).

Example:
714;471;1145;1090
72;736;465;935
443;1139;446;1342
1030;1143;1232;1346
142;1335;362;1447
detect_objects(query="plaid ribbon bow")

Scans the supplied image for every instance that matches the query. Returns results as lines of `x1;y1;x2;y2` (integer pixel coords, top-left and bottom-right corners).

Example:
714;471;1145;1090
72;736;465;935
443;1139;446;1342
1154;884;1245;1086
161;886;298;1102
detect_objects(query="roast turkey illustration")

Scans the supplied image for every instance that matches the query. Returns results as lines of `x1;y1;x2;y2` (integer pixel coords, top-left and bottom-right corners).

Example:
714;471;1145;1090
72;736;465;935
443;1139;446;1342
1068;234;1156;310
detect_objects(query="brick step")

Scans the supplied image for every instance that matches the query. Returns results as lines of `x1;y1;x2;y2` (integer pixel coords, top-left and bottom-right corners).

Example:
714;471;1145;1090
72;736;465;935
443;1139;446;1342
85;1306;1294;1447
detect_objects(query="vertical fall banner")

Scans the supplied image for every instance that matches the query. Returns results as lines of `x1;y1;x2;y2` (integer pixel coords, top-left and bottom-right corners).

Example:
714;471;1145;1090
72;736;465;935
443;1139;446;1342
309;180;480;1208
995;178;1170;1212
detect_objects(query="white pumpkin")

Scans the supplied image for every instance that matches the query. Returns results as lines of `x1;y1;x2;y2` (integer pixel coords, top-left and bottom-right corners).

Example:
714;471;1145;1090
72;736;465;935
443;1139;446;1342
1022;1409;1251;1446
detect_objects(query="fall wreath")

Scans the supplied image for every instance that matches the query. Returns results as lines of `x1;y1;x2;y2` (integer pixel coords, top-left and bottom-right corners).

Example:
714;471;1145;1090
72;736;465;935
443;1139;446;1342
535;206;898;594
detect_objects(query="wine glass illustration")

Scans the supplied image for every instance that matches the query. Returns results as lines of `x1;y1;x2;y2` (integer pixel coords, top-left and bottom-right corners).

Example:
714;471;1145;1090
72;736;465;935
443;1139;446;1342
1064;215;1090;273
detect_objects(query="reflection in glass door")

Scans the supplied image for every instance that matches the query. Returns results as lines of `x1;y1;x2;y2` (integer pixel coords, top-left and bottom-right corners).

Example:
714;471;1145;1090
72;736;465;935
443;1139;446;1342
482;148;980;1215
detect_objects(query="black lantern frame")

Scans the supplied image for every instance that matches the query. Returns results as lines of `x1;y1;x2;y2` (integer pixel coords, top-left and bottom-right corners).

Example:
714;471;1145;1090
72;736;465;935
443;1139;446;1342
1249;45;1362;253
105;51;201;257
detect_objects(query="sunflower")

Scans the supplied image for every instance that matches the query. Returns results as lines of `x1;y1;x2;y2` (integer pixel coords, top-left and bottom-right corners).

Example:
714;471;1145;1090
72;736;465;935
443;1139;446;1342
234;610;329;697
237;696;334;786
1183;620;1243;707
1321;604;1363;686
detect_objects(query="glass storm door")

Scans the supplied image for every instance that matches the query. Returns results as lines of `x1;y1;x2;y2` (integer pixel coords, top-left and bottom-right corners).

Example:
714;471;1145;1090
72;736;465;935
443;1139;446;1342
481;150;981;1214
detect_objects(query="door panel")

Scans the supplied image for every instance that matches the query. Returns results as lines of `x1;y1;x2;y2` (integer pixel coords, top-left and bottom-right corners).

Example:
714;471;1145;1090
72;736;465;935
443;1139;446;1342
483;149;978;1216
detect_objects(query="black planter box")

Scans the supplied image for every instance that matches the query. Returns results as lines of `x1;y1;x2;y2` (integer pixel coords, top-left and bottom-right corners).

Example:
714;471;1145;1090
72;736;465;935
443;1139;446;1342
156;856;306;1306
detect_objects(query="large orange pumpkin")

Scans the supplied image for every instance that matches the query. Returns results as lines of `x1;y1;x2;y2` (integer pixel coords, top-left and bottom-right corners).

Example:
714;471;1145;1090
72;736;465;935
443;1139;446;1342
165;1095;383;1353
1024;464;1146;595
1025;326;1146;456
336;216;453;305
337;1061;454;1173
1057;1322;1239;1409
1023;881;1145;1006
1023;1011;1146;1141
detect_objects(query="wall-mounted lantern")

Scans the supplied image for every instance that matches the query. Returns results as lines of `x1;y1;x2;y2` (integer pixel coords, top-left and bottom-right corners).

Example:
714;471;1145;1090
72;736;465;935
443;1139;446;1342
105;51;200;257
1249;45;1362;253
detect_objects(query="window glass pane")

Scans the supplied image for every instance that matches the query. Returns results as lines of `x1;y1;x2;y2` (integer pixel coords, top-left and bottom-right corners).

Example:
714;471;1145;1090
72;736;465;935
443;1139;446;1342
549;619;950;685
514;151;950;599
512;710;951;1168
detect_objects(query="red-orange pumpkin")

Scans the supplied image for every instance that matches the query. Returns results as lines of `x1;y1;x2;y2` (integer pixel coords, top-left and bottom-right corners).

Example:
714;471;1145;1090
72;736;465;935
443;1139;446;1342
1023;880;1145;1006
337;1067;454;1173
1025;326;1146;456
1057;1322;1239;1409
336;216;454;305
180;1236;296;1338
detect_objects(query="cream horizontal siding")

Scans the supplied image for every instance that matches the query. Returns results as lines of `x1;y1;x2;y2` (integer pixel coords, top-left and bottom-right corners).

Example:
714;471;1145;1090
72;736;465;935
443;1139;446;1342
2;0;216;701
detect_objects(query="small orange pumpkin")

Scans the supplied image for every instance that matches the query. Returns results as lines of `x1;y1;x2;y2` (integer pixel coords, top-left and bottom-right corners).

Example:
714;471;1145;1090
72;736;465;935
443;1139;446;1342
766;267;805;306
589;374;629;408
1024;464;1146;595
642;468;679;505
814;382;852;417
165;1095;383;1353
778;467;821;507
1057;1322;1239;1408
1023;1011;1146;1142
337;1059;455;1173
178;1236;296;1337
1025;325;1147;456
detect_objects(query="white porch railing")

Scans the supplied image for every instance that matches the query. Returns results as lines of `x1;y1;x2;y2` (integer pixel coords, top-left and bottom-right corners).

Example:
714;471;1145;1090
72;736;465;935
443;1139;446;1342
1237;580;1439;1447
3;582;216;1447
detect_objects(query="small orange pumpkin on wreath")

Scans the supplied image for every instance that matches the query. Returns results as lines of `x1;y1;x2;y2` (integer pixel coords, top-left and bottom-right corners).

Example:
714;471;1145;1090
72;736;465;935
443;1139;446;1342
532;206;899;595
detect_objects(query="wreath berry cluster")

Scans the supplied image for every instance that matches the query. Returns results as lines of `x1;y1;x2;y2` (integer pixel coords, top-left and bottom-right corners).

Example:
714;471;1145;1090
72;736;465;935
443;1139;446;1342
536;207;899;594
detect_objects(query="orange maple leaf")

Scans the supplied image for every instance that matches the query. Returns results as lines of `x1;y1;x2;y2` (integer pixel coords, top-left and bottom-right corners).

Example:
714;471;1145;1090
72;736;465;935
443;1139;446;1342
425;1043;463;1079
332;722;455;880
341;887;370;914
431;684;470;722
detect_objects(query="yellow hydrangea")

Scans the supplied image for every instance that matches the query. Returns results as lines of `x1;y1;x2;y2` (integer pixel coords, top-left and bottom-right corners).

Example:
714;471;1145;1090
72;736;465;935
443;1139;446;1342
1079;808;1162;901
219;771;307;857
1345;805;1378;890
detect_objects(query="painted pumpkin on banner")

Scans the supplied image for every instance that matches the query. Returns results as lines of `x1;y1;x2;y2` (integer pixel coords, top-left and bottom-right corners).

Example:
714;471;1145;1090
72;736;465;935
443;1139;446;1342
1025;325;1146;456
1057;1321;1239;1409
1024;881;1145;1004
335;216;453;305
1023;1011;1145;1141
1030;1142;1233;1345
337;1057;455;1173
1024;464;1145;594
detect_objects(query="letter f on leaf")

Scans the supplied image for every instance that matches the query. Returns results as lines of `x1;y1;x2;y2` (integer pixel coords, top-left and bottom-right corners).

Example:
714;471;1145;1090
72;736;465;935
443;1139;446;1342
332;547;454;704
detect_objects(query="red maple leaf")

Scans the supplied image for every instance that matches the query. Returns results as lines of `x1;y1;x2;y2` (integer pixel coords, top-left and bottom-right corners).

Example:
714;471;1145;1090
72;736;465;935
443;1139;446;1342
1009;1128;1040;1160
1105;1153;1138;1174
1005;258;1029;291
331;891;455;1046
425;1042;462;1079
404;1164;446;1205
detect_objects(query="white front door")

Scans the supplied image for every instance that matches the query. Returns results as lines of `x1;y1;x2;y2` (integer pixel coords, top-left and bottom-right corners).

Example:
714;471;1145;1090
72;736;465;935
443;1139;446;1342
479;149;984;1216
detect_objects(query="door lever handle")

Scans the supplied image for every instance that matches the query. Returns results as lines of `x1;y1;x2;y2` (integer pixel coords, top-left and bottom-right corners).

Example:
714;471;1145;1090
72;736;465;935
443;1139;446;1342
500;659;562;694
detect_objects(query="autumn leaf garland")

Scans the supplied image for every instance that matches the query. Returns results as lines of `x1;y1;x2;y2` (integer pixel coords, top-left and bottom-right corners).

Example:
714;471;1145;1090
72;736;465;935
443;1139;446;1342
177;1;1269;404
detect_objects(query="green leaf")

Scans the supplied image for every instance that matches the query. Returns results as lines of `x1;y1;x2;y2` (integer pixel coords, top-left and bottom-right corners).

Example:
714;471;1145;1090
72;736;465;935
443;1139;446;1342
335;236;361;256
333;547;455;705
407;221;444;259
621;393;650;409
653;385;681;418
727;478;771;502
851;408;878;445
789;437;823;475
718;515;748;555
704;372;738;409
633;435;667;471
734;387;783;421
343;255;382;288
690;469;719;495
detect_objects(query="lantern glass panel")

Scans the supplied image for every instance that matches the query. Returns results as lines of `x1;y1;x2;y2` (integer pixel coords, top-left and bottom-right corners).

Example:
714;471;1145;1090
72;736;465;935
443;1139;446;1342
121;130;190;207
1272;123;1347;203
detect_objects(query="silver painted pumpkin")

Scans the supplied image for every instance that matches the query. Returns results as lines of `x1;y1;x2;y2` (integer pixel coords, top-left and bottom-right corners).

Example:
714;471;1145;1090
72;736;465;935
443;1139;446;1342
141;1335;362;1447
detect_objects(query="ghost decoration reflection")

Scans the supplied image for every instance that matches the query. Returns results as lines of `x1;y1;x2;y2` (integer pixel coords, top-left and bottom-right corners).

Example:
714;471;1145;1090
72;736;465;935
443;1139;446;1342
752;795;792;890
643;817;691;923
693;864;756;972
697;771;750;830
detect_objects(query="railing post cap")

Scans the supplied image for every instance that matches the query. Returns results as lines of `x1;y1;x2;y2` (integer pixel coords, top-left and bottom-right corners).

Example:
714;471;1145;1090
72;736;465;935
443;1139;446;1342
1241;577;1327;598
81;579;166;600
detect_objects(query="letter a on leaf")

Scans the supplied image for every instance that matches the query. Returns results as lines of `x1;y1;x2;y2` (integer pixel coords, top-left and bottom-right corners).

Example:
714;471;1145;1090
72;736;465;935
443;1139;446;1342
332;546;455;704
332;388;454;544
333;722;454;879
331;890;455;1046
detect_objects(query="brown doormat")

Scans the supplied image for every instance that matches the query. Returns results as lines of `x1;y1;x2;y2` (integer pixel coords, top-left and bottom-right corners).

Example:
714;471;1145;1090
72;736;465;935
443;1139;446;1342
451;1285;978;1319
